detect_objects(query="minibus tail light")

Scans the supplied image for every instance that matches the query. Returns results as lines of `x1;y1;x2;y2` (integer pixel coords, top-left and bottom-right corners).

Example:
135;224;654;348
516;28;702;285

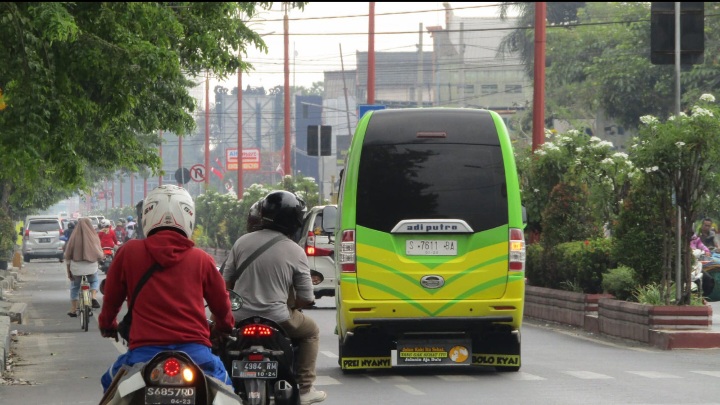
509;228;525;271
339;230;356;273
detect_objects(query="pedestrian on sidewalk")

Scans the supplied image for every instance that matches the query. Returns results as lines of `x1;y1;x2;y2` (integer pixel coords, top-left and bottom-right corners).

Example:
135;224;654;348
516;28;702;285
64;217;104;316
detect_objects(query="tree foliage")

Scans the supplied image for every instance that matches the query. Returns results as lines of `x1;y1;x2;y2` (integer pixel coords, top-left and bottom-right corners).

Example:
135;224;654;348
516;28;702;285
0;2;305;219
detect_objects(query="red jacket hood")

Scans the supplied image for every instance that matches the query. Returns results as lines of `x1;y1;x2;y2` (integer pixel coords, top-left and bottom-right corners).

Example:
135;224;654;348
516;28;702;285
143;230;195;268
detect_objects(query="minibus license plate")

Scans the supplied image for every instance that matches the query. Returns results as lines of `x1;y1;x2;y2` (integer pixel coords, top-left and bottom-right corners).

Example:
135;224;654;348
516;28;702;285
145;387;195;405
406;240;457;256
232;360;279;379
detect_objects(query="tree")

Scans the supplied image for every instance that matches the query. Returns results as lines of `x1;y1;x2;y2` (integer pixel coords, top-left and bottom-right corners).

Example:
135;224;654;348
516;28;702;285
0;2;306;220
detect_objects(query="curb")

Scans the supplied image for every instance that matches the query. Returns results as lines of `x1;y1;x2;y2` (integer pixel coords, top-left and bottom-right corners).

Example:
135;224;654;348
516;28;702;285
0;266;27;375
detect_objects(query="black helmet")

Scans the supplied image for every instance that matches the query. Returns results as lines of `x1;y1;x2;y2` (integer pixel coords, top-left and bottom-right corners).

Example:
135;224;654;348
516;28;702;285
68;221;76;229
260;191;306;236
247;198;264;233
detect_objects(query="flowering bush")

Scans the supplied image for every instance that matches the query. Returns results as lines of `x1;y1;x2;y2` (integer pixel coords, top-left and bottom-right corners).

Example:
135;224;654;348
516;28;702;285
630;94;720;304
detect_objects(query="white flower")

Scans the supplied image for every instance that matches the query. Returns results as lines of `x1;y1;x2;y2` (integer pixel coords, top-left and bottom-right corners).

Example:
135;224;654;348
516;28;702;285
534;149;547;156
533;188;539;193
567;129;581;137
576;147;583;152
675;141;686;148
595;140;614;149
613;152;628;159
557;136;572;146
640;115;659;125
644;166;660;173
700;93;716;103
601;158;614;165
691;105;714;118
544;142;560;151
590;136;601;143
575;159;582;165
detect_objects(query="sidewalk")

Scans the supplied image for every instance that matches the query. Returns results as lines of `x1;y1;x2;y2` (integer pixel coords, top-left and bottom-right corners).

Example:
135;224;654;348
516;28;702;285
0;265;27;374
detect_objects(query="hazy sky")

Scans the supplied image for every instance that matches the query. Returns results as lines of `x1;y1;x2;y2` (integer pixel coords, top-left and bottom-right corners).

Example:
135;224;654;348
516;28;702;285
205;2;512;93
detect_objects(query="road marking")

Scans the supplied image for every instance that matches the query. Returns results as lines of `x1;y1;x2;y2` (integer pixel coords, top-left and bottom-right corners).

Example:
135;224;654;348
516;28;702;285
395;384;425;395
500;371;546;381
563;371;614;379
627;371;681;379
320;350;338;358
691;371;720;378
367;375;409;383
314;376;342;386
436;375;477;382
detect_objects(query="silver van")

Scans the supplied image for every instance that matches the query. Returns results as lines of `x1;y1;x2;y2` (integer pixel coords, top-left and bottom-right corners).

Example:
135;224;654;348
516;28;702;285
21;216;64;262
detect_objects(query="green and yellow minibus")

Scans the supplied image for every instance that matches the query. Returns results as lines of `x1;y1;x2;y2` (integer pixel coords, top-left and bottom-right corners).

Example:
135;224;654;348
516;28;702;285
335;108;525;372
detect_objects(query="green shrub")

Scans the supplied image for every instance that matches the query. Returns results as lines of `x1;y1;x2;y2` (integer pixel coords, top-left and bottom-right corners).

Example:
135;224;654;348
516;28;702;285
540;238;614;293
524;243;545;287
602;266;636;301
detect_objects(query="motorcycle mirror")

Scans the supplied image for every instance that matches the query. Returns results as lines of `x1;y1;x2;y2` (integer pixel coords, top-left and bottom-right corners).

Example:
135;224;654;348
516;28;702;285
227;289;243;311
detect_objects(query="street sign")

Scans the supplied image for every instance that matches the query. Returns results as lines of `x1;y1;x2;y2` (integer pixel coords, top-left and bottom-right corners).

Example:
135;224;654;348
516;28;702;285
358;104;386;119
190;164;205;182
174;167;191;184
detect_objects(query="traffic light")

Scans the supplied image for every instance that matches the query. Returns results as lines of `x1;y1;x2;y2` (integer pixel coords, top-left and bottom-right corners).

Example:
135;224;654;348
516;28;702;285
650;2;704;65
307;125;332;156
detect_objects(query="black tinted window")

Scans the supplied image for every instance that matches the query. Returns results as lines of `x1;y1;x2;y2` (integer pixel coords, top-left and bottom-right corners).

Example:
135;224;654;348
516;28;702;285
355;109;508;233
29;221;60;232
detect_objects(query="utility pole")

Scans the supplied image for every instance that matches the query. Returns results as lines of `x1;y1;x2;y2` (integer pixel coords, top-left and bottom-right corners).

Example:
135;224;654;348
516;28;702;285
283;3;291;176
237;68;243;199
418;23;423;106
674;1;682;302
367;2;375;104
205;70;210;190
532;2;547;152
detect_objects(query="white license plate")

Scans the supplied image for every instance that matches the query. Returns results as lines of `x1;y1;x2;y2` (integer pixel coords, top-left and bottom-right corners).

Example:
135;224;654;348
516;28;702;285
39;237;51;243
406;240;457;256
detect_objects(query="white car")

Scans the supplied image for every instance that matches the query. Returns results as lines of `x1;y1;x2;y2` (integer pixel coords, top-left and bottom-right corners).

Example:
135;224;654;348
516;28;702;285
297;205;337;299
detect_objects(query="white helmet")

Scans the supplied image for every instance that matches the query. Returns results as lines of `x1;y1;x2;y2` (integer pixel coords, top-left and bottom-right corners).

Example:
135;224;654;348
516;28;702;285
142;185;195;238
101;219;111;228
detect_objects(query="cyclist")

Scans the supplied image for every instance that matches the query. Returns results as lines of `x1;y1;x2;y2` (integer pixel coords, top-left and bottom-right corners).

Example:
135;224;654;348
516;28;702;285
224;190;326;405
64;217;104;315
98;185;234;392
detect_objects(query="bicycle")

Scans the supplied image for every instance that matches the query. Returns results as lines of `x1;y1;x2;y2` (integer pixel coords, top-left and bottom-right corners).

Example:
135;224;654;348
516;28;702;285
77;275;92;332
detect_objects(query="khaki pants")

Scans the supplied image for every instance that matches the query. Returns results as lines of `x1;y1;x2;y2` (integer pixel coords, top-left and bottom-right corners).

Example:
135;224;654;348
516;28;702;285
279;309;319;391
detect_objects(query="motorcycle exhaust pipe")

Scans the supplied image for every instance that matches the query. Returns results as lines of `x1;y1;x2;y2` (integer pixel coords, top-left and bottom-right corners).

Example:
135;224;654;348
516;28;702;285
273;380;294;404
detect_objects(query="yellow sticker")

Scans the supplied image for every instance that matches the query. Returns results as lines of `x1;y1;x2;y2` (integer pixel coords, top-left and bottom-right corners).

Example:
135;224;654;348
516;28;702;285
472;354;520;367
341;357;392;369
449;346;469;363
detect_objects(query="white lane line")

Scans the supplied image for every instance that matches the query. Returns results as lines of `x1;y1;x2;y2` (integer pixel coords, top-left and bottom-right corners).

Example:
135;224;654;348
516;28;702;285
627;371;681;379
367;375;409;383
691;371;720;378
395;384;425;395
500;372;546;381
313;376;342;386
320;350;338;358
436;375;477;382
563;371;614;379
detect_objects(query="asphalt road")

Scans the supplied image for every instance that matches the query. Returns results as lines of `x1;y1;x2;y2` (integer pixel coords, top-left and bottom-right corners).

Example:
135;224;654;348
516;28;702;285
2;259;720;405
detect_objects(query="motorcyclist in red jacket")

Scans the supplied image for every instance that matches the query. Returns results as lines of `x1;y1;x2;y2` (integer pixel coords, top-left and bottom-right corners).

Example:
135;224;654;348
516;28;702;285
98;185;235;392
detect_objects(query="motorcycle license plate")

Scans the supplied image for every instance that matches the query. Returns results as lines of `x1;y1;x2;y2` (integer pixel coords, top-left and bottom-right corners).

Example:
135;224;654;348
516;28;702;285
232;360;279;379
144;387;195;405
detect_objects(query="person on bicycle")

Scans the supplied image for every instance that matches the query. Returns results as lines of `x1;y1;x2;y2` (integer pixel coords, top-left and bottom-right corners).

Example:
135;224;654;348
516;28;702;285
98;185;235;392
64;217;104;316
224;190;326;405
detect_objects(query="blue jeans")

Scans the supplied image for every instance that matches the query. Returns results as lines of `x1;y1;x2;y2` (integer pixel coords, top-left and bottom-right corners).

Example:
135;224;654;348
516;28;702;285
101;343;231;392
70;272;99;300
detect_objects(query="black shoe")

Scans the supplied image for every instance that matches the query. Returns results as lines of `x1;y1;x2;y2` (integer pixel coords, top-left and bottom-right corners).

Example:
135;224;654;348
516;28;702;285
67;311;77;318
91;299;101;309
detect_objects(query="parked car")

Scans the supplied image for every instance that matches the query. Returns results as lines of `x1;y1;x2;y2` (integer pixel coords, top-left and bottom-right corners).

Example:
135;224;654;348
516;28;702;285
85;215;105;230
21;216;65;262
297;205;337;299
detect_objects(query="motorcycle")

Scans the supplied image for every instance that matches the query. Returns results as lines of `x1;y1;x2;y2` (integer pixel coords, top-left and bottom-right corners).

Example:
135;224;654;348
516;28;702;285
100;246;118;274
692;249;717;298
98;350;241;405
218;290;300;405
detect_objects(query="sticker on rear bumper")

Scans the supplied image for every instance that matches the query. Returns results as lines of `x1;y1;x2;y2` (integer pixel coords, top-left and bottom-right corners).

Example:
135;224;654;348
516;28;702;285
341;357;391;369
472;354;520;367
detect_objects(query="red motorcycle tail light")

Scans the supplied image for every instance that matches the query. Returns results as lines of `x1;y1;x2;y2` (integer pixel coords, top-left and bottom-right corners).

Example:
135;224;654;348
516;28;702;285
242;324;274;337
163;358;181;376
248;354;264;361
